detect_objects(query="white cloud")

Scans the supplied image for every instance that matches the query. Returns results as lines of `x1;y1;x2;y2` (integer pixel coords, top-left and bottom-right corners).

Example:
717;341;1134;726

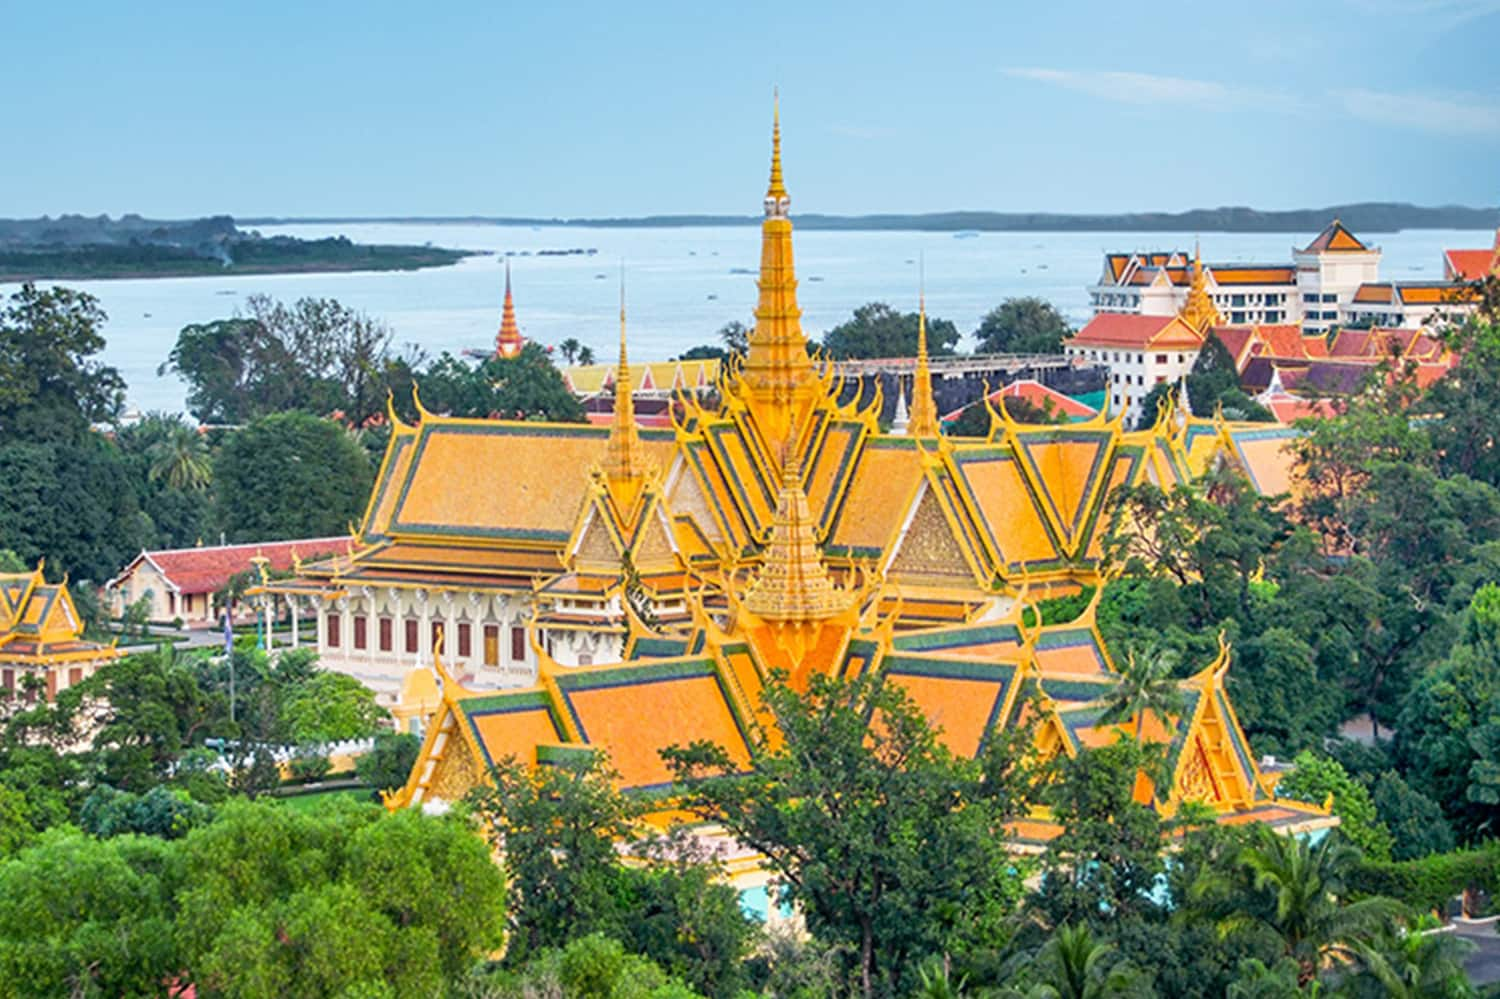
1334;87;1500;136
1002;67;1303;113
1005;66;1500;139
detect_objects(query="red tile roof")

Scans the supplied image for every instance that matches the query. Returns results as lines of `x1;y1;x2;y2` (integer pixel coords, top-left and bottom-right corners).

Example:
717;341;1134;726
989;380;1097;420
1070;314;1204;350
1265;395;1341;422
111;538;349;595
1445;248;1496;282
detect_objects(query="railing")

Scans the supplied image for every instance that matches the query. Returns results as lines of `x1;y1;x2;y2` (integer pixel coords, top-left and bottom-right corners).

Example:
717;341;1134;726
831;353;1079;377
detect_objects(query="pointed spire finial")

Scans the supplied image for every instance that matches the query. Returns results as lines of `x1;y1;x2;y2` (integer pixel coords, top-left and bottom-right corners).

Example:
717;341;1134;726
766;88;788;215
907;253;940;437
1179;238;1221;334
496;259;524;358
603;264;643;505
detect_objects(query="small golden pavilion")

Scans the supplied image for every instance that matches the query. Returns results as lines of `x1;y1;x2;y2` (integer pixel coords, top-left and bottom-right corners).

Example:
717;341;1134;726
0;564;120;701
272;107;1328;844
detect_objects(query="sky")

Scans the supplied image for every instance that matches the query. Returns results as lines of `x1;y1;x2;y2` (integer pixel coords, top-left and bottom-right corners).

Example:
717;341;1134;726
3;0;1497;219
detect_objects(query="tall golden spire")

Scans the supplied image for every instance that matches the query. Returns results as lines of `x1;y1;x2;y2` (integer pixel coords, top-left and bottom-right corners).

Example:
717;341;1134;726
602;272;644;510
1179;241;1221;333
496;260;525;358
767;89;788;204
907;265;940;438
743;453;847;623
741;94;818;454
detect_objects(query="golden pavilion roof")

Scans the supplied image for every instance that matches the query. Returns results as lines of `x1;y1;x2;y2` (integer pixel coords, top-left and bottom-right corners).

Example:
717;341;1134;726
268;106;1324;846
0;566;120;668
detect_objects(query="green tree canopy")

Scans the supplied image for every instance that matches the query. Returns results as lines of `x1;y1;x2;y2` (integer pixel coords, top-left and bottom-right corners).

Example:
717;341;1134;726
821;302;960;360
0;830;178;998
975;297;1072;355
0;283;124;440
161;295;396;427
1274;752;1393;860
664;670;1035;998
277;671;386;744
212;411;373;542
410;343;584;423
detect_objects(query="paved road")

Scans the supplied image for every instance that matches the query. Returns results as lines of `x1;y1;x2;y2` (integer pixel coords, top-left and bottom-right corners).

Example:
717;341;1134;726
1452;920;1500;987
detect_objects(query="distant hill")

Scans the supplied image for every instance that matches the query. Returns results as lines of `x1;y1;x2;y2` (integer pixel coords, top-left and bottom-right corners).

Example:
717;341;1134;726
240;202;1500;234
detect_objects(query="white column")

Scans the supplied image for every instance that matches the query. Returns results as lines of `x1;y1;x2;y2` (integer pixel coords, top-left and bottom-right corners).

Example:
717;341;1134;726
289;597;300;649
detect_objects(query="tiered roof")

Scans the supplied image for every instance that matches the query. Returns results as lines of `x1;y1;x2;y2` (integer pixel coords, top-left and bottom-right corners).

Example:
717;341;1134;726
262;106;1326;843
494;261;525;359
0;566;119;668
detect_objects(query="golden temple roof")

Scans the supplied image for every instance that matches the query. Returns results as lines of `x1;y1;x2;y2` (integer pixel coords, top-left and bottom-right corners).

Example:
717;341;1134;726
742;455;849;623
1180;243;1222;333
907;295;940;438
602;280;646;511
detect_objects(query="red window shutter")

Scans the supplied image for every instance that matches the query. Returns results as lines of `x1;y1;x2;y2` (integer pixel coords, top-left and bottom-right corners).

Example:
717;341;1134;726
353;616;367;650
378;617;393;652
405;619;418;653
327;614;341;648
457;623;472;658
511;627;526;662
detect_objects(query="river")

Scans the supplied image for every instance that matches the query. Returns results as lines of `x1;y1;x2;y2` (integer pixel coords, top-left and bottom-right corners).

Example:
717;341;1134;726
0;222;1486;414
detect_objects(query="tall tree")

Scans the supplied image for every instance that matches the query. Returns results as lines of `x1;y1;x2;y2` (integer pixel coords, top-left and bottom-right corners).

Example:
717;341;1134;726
211;411;373;542
1214;828;1402;987
411;345;585;423
821;302;960;360
975;297;1072;355
1098;648;1184;742
161;295;396;427
664;670;1036;998
0;283;124;440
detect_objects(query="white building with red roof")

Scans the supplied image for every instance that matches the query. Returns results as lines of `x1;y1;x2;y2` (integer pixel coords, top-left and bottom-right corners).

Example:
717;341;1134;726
106;538;348;627
1064;314;1205;424
1088;220;1382;334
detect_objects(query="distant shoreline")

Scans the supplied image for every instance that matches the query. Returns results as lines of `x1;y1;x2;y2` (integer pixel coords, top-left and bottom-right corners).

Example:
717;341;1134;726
243;202;1500;235
0;244;479;283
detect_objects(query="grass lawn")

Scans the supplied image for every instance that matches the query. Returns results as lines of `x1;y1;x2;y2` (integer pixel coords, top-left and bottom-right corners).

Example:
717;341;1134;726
275;786;377;814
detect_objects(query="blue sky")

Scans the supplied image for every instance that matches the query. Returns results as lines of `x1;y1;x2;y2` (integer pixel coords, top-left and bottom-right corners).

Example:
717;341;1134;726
3;0;1496;218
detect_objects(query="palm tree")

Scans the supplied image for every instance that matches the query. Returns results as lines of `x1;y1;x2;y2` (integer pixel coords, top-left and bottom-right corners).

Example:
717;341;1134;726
558;337;581;364
1224;958;1306;999
1347;924;1475;998
1222;828;1404;987
1099;648;1184;742
1025;924;1141;999
914;955;969;999
577;346;596;366
147;418;213;491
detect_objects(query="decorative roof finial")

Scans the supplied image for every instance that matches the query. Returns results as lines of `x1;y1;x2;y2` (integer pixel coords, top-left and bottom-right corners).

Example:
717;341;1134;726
908;255;940;438
766;87;788;213
602;265;644;506
496;259;524;359
1179;239;1221;334
743;443;848;624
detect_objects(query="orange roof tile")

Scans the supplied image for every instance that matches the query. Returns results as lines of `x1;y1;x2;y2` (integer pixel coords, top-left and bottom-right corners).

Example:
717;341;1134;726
1208;266;1296;285
1302;220;1369;253
1396;283;1476;305
1352;283;1393;305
